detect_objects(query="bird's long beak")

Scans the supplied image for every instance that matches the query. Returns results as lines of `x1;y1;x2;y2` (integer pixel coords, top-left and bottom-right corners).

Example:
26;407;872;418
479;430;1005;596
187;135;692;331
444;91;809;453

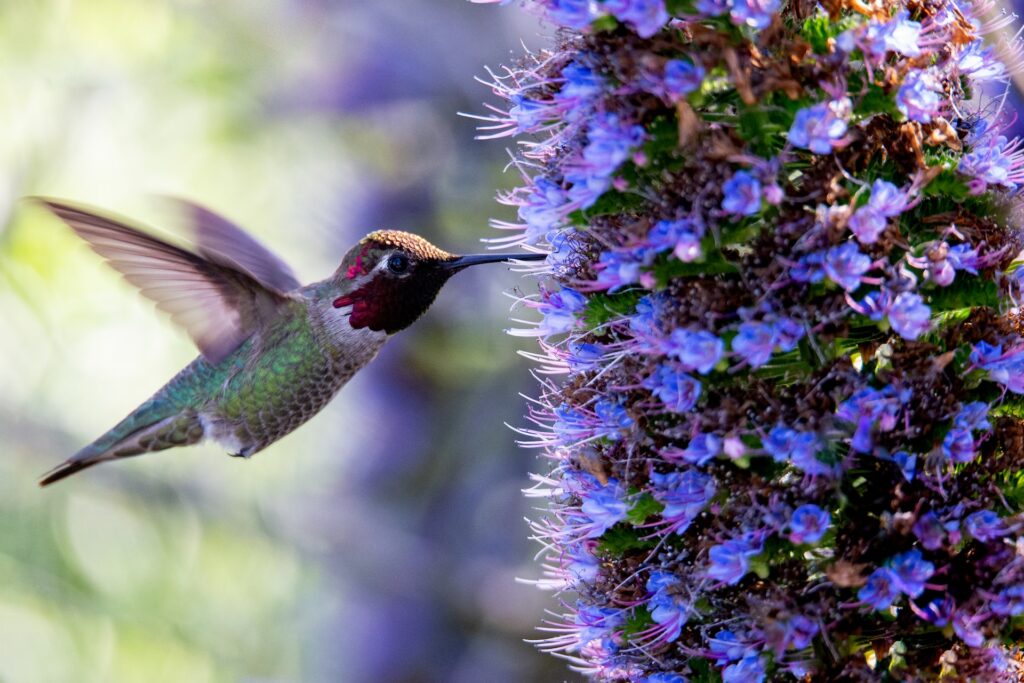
442;252;547;272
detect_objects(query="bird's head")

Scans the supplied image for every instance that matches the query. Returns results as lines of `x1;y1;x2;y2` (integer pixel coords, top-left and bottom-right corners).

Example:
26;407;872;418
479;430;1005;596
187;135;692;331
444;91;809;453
330;230;544;334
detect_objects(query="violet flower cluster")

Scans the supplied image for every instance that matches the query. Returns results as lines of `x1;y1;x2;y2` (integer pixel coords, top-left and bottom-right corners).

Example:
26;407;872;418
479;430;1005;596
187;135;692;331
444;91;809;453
476;0;1024;679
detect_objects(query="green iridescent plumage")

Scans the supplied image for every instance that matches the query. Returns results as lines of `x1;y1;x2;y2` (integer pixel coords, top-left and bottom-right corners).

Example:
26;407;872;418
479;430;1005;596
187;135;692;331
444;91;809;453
35;198;544;485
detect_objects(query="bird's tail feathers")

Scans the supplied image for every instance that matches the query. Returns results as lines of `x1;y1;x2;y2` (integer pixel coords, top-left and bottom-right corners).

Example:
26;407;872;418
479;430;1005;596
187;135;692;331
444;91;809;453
39;411;203;487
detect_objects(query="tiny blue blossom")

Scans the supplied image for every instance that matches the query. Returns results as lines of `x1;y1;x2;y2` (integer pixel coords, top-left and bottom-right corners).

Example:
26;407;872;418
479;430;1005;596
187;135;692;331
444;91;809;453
788;99;850;154
942;427;976;463
859;567;901;610
788;504;831;544
606;0;671;38
579;479;630;538
646;570;690;641
889;549;935;598
729;0;779;30
964;510;1006;542
888;292;931;340
721;170;763;216
708;630;745;662
681;432;722;465
663;58;705;99
722;654;767;683
706;535;763;585
643;364;703;412
650;469;716;534
594;400;634;439
666;328;724;374
823;242;871;292
864;9;922;58
732;321;776;367
896;70;943;123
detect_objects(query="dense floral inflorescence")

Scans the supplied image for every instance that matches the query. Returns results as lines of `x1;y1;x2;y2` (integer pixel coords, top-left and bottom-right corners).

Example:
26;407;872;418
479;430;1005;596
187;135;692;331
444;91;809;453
475;0;1024;679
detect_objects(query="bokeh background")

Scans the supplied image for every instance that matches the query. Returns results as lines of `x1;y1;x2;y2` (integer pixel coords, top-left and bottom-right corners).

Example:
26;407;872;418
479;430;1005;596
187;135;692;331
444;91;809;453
0;1;570;681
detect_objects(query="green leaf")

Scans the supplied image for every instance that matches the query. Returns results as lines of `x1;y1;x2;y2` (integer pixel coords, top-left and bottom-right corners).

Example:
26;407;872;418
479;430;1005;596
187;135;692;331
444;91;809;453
854;83;900;119
583;289;644;327
621;607;654;638
568;190;647;226
927;278;999;311
596;525;657;555
687;657;724;683
627;493;665;524
654;250;739;286
921;168;969;201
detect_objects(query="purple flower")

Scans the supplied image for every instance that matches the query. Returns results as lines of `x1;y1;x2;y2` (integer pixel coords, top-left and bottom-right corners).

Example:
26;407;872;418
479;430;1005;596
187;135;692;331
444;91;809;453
594;400;634;439
573;602;625;649
567;114;645;208
913;511;947;550
680;432;722;465
708;630;745;662
972;343;1024;393
706;535;763;585
942;427;976;463
643;364;703;412
696;0;729;15
595;250;644;290
823;242;871;292
888;292;931;340
729;0;779;30
955;402;991;431
772;317;805;352
579;479;630;537
836;386;910;454
859;567;901;610
848;180;908;244
992;585;1024;617
567;342;605;372
545;0;601;29
732;321;776;367
958;133;1019;192
964;510;1006;542
646;570;690;641
897;70;943;123
788;99;850;154
889;549;935;598
538;287;588;335
721;170;763;216
663;58;705;99
606;0;670;38
722;654;767;683
891;450;916;481
791;251;825;283
958;40;1006;84
788;504;831;544
864;9;922;58
666;328;724;374
650;469;716;534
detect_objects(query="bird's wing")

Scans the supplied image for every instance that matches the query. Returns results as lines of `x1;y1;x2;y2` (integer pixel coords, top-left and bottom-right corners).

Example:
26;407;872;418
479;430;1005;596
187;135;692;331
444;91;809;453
37;198;295;364
168;198;302;292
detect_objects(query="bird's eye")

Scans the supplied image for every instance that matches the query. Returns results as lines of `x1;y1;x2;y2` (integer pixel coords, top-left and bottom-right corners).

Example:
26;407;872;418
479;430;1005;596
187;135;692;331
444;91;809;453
387;254;409;274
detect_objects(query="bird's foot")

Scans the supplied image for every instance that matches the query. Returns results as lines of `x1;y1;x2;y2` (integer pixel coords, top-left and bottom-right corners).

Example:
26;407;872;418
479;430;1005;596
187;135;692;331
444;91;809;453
229;446;255;459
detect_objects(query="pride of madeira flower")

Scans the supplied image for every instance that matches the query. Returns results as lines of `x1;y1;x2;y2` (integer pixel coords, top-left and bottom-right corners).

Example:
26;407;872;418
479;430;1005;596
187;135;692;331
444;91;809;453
474;0;1024;679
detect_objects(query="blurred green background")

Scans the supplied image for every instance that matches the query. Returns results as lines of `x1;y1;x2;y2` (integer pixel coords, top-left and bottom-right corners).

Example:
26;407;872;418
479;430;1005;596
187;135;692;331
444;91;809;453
0;1;568;681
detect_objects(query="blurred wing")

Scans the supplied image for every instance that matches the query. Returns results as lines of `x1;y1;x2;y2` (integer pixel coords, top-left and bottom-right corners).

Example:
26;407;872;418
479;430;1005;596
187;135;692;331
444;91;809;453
38;198;291;364
170;198;301;292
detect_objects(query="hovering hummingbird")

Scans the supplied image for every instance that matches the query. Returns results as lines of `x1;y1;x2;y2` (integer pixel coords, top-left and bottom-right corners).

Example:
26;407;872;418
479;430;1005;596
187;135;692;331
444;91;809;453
34;198;545;486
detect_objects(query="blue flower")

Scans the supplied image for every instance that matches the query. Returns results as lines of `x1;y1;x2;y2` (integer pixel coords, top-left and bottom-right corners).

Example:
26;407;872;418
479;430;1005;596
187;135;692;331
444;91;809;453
680;432;722;465
788;504;831;544
729;0;779;30
913;511;947;550
546;0;601;29
790;251;825;283
836;386;910;453
823;242;871;292
538;287;588;335
958;133;1018;192
732;321;776;367
650;469;716;534
964;510;1007;542
771;317;804;352
889;549;935;598
594;400;634;439
707;535;763;585
788;99;850;154
888;292;931;340
646;570;690;641
864;9;921;58
708;630;745;661
605;0;670;38
763;425;827;474
595;250;644;290
958;40;1006;84
643;364;703;412
722;654;767;683
573;602;625;649
896;70;943;123
664;58;705;99
666;328;724;374
859;567;901;610
891;450;916;481
955;402;991;431
579;479;630;537
848;179;908;244
567;113;645;208
942;427;976;463
721;170;763;215
991;585;1024;617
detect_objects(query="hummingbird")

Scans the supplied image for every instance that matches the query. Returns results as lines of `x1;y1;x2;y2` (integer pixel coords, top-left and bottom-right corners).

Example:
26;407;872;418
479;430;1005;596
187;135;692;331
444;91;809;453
34;198;545;486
